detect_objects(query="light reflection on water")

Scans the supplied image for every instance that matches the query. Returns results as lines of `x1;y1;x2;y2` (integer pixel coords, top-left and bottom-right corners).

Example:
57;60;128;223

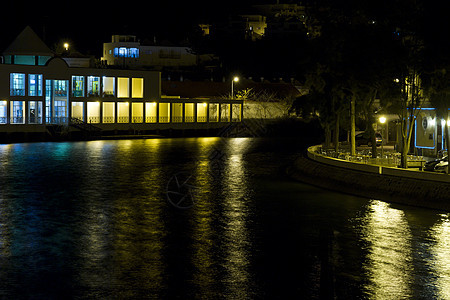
220;138;252;298
360;200;413;299
429;214;450;299
0;138;449;298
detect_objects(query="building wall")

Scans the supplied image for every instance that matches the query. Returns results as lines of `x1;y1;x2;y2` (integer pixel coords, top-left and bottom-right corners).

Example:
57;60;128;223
416;110;437;149
0;58;161;100
102;36;199;68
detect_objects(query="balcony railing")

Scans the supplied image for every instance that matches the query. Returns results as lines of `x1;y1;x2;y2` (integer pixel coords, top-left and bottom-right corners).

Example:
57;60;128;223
46;117;68;124
102;116;115;123
118;116;129;123
132;116;143;123
159;116;169;123
172;116;183;123
146;116;157;123
87;116;100;124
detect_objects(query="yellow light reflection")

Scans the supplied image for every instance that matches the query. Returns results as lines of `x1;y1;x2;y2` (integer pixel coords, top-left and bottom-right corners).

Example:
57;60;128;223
221;138;251;298
361;200;413;299
191;140;217;297
78;139;165;294
430;214;450;299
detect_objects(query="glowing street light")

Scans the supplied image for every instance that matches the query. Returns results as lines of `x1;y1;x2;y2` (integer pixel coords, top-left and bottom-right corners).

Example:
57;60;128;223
63;42;69;51
231;76;239;99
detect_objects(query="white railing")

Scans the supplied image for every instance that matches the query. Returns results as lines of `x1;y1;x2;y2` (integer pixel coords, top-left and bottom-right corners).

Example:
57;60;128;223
314;147;419;168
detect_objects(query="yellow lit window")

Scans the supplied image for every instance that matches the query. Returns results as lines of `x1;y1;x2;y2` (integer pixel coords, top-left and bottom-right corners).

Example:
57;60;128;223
132;78;144;98
117;77;129;98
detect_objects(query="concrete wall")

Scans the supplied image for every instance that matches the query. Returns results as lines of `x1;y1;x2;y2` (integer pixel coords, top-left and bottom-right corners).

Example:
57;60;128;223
287;145;450;211
307;145;450;183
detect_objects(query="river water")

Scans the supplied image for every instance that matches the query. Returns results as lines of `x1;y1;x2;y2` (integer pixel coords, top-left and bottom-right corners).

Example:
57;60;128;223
0;137;449;299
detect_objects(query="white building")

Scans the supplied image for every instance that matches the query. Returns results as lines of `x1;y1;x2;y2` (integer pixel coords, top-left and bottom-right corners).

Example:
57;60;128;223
0;27;243;136
101;35;214;70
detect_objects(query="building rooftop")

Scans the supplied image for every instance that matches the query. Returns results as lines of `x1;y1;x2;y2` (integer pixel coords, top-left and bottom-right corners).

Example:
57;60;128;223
2;26;53;56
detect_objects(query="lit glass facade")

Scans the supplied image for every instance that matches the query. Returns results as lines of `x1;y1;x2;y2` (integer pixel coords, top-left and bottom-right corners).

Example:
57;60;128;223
114;47;139;58
87;76;100;97
72;76;84;97
10;73;25;96
1;66;242;126
28;74;43;96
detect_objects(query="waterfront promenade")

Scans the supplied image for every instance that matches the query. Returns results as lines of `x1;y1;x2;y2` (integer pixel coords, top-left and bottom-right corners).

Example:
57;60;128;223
288;144;450;210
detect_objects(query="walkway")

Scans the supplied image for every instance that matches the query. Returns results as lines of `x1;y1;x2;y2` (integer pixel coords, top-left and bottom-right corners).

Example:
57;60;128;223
318;143;433;170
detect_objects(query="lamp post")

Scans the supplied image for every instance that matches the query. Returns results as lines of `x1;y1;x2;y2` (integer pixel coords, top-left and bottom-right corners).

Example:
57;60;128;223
231;76;239;99
379;116;386;157
63;43;69;51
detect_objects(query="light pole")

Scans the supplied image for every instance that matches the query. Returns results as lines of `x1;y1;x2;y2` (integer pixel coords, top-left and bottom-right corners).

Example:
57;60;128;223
379;116;386;157
231;76;239;99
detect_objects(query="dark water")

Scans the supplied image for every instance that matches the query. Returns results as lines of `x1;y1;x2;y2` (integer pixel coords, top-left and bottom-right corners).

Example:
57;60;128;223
0;138;449;299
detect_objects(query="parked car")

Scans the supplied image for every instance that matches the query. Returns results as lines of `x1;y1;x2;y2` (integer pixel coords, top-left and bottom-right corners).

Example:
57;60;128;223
424;156;448;171
355;132;382;147
434;158;448;173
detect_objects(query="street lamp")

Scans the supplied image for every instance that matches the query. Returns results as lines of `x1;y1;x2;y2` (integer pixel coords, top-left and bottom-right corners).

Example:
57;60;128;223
231;76;239;99
63;42;69;51
379;116;386;156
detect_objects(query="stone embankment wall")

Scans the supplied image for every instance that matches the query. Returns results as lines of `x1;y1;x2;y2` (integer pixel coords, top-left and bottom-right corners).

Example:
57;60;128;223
288;147;450;211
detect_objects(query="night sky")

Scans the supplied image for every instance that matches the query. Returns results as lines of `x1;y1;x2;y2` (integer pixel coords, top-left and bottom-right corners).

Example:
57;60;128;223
2;1;450;57
0;1;268;56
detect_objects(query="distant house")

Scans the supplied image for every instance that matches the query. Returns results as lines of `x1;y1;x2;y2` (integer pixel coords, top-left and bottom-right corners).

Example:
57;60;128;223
101;35;215;70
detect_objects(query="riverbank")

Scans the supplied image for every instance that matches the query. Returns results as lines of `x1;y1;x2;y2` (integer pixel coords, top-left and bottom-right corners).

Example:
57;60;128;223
0;118;324;144
287;152;450;211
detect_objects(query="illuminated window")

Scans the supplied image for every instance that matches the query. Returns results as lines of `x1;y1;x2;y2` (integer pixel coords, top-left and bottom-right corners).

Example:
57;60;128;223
132;102;143;123
132;78;143;98
71;102;84;121
102;102;115;123
28;74;43;96
0;101;7;124
197;103;207;122
28;101;42;124
145;102;157;123
220;103;230;122
117;77;129;98
159;103;170;123
54;100;67;119
87;76;100;97
11;101;25;124
209;103;219;122
185;103;194;122
72;76;84;97
54;80;68;97
45;80;52;122
172;103;183;122
114;47;139;58
102;76;115;97
87;102;100;123
232;104;242;122
10;73;25;96
117;102;129;123
14;55;35;65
